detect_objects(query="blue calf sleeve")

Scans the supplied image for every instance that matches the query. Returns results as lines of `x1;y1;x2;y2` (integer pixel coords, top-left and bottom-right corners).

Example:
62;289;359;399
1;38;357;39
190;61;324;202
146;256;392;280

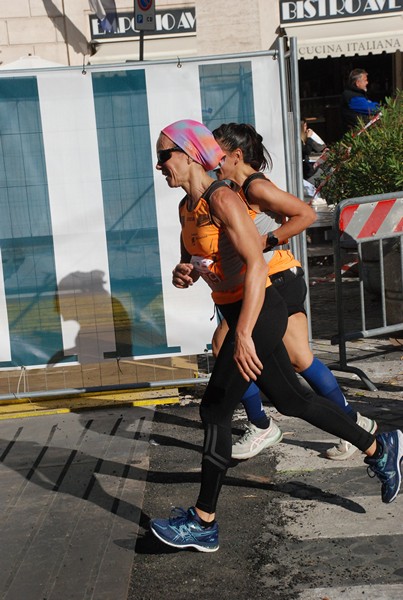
300;358;356;419
241;382;269;428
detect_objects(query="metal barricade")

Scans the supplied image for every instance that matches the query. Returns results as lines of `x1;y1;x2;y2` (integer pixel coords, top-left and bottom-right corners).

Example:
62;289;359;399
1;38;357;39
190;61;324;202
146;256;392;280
329;192;403;391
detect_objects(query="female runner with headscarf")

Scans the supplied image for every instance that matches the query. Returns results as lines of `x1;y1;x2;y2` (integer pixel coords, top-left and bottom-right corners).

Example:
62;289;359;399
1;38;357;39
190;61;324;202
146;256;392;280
149;119;403;553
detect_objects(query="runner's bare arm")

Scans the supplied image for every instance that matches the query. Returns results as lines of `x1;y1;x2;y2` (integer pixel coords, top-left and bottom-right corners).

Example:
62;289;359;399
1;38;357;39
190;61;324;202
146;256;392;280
210;187;267;381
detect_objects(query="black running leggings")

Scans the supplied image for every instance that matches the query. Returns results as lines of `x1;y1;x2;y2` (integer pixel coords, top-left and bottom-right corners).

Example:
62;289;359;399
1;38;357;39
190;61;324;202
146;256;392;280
196;286;376;514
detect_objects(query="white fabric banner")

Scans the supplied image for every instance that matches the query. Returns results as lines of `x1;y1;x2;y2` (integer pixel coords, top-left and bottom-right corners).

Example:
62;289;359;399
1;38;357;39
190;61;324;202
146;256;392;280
0;248;11;362
0;52;287;367
37;71;116;363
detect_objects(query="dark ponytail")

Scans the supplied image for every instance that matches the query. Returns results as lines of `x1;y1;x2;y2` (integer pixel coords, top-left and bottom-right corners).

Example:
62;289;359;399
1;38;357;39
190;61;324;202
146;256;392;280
212;123;273;172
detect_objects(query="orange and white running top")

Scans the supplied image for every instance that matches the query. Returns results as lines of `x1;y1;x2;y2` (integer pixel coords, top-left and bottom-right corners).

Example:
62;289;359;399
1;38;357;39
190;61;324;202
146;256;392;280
240;172;301;276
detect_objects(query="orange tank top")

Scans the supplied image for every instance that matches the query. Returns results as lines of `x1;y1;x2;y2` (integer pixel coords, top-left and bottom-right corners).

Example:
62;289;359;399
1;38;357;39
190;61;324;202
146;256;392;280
179;181;272;304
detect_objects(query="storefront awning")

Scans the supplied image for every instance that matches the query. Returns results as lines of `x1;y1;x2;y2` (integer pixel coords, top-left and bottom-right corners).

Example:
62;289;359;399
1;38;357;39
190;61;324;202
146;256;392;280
286;15;403;60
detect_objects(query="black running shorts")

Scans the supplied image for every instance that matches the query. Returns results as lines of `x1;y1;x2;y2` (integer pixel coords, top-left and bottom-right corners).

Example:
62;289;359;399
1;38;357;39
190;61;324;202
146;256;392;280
269;266;307;316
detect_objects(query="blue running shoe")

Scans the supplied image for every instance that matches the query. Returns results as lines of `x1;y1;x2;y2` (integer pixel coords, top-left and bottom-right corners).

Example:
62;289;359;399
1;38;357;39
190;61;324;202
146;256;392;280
364;430;403;503
150;507;219;552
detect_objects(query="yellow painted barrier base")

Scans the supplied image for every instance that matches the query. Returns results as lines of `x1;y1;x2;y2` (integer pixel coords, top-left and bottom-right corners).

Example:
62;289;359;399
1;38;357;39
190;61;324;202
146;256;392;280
0;388;180;420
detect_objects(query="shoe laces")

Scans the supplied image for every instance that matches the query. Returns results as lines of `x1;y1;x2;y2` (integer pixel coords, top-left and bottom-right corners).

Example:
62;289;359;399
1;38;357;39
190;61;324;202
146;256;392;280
235;424;257;443
168;507;189;525
335;439;351;451
366;466;378;480
366;454;388;483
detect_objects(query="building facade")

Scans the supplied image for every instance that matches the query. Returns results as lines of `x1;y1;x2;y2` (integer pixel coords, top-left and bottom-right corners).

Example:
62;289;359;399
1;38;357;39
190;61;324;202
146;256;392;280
0;1;281;67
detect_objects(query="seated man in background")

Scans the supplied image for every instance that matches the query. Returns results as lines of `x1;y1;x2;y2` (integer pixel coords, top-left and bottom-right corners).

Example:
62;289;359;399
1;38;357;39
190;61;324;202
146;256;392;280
340;68;380;133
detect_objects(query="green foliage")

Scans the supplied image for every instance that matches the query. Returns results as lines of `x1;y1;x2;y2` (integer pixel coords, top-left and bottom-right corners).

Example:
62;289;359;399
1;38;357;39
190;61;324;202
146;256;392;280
318;90;403;204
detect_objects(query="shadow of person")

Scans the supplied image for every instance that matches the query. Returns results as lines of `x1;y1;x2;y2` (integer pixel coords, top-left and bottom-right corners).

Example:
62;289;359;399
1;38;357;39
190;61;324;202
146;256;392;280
0;425;364;527
110;294;134;358
42;0;91;56
48;270;133;365
0;434;149;525
78;406;204;442
132;529;186;555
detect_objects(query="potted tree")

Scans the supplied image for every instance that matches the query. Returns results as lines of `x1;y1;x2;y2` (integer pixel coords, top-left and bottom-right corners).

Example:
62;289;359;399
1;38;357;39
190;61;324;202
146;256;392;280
317;90;402;202
317;90;403;322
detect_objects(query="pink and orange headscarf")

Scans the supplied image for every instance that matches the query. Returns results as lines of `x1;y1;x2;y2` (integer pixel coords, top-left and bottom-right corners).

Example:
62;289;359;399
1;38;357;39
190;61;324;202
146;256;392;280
161;119;224;171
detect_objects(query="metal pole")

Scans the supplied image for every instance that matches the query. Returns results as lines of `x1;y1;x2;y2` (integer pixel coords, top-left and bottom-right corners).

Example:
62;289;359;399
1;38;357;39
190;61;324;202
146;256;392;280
289;37;312;341
289;37;304;200
0;377;211;403
1;50;279;75
139;31;144;61
277;37;293;188
278;36;312;341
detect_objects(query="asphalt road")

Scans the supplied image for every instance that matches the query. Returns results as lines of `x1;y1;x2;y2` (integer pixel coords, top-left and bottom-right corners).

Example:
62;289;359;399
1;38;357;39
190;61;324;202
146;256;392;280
129;383;403;600
129;262;403;600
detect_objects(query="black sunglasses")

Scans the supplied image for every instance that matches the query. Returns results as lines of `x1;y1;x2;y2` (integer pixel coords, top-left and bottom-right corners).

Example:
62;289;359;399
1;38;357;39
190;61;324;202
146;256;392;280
157;146;184;166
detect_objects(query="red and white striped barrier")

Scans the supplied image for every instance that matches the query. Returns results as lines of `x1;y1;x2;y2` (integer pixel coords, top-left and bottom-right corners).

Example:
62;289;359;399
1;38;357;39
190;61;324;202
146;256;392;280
339;196;403;241
329;192;403;391
309;260;359;285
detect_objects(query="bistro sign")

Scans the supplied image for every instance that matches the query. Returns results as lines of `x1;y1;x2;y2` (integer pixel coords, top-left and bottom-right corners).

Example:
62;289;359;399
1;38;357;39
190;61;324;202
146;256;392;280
90;8;196;40
280;0;402;24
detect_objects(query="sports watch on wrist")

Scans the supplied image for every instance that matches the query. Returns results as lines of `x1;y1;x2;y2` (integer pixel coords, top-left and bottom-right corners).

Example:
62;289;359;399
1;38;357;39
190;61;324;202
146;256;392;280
263;233;279;253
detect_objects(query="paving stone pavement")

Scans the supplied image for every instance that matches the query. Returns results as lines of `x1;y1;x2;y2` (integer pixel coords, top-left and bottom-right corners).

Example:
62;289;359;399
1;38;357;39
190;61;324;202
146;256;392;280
0;407;153;600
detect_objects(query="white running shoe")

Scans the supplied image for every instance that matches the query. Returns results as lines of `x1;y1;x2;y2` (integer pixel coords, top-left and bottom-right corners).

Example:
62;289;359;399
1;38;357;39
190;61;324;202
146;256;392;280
232;420;283;460
326;412;377;461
